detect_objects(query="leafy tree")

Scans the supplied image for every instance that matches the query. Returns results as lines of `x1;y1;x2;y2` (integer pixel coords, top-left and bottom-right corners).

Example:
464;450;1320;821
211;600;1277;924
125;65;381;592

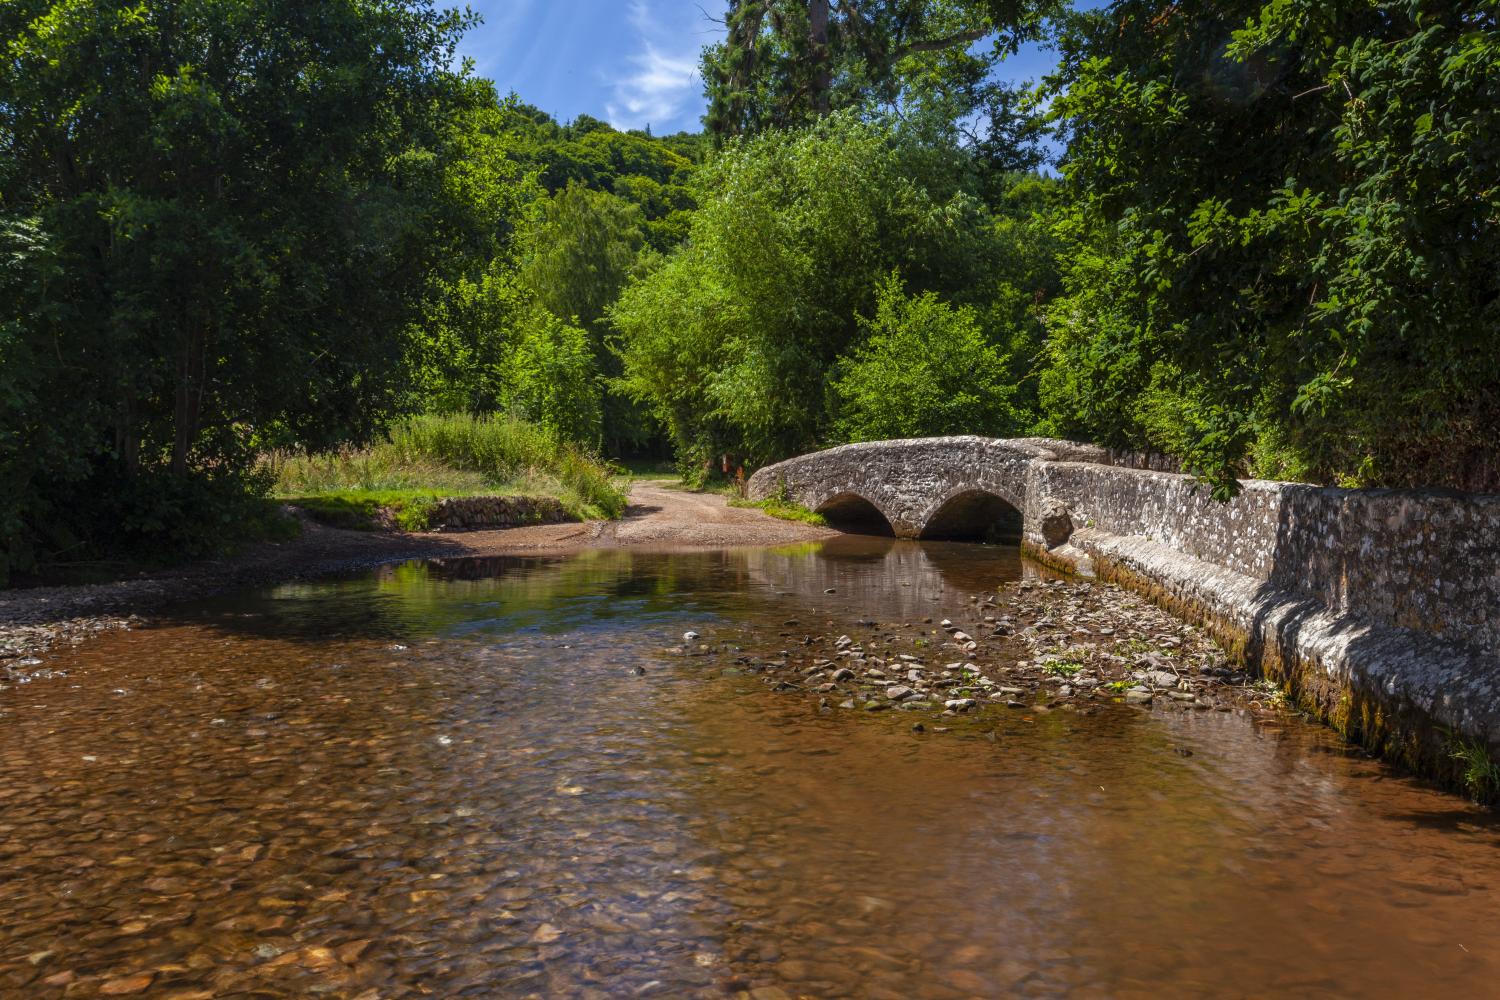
611;112;1012;469
497;308;603;447
494;103;704;251
521;184;651;452
0;0;480;577
1040;0;1500;494
832;275;1023;440
703;0;1061;140
523;184;647;339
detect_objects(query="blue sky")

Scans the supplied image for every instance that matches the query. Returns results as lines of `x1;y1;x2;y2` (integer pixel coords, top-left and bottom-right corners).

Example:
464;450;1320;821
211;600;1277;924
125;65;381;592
455;1;1098;135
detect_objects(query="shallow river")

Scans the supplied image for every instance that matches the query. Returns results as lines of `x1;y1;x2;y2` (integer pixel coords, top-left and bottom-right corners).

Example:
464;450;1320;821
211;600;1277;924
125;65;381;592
3;539;1499;999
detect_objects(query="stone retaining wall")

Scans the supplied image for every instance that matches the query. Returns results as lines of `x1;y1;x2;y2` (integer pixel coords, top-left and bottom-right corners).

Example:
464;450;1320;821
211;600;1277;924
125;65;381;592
752;437;1500;797
430;496;574;531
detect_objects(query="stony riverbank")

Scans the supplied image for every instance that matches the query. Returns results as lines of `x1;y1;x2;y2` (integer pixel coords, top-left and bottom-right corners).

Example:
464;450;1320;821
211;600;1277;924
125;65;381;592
678;577;1295;725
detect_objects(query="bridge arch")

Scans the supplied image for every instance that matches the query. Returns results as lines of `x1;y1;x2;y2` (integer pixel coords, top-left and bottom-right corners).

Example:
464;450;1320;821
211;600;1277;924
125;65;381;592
748;436;1086;541
918;488;1023;543
813;492;895;536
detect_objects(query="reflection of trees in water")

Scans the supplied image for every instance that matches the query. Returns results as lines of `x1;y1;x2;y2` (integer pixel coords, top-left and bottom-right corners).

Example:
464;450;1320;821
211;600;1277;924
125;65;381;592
184;540;1026;644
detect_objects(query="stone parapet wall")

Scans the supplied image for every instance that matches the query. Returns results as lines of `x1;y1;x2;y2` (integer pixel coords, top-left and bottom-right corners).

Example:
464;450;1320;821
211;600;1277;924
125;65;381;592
431;496;574;531
752;435;1500;792
1031;463;1500;657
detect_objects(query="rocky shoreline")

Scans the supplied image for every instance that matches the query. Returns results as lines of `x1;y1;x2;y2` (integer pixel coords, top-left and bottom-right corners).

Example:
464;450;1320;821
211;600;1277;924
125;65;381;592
678;577;1297;726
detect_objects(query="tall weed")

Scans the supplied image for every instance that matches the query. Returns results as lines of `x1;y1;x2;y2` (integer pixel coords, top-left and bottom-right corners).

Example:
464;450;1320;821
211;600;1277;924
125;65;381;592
268;414;627;520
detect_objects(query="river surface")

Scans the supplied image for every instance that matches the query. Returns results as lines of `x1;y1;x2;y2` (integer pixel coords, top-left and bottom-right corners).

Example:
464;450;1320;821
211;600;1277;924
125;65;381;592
2;539;1499;999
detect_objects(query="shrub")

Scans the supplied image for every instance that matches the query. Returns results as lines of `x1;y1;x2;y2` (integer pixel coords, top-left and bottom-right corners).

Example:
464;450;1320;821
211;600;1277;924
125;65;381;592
272;413;627;522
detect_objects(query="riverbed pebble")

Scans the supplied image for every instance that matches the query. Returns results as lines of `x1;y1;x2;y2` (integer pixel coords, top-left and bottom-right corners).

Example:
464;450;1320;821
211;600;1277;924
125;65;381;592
683;575;1282;730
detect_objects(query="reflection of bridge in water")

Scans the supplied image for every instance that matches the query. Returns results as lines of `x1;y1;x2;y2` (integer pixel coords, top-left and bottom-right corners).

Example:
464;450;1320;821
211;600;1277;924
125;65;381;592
742;535;1032;624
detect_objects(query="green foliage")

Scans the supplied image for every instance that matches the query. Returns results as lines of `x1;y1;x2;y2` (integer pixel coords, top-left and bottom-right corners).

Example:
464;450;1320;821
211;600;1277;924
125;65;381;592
728;479;829;525
274;414;627;522
1446;731;1500;804
524;184;647;335
0;0;481;580
520;183;652;452
388;413;626;520
832;275;1023;441
727;497;829;526
498;308;605;448
1041;0;1500;495
612;111;1027;467
283;491;443;533
703;0;1061;144
495;104;704;252
411;103;703;455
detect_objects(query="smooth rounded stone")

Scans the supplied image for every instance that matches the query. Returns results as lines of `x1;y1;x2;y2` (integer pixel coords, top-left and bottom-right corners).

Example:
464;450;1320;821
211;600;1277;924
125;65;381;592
750;987;793;1000
884;685;914;701
1124;688;1154;704
943;698;976;712
99;973;156;995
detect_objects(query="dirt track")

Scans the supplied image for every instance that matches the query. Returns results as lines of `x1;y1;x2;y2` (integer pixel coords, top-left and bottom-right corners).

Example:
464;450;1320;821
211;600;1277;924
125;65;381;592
0;482;835;653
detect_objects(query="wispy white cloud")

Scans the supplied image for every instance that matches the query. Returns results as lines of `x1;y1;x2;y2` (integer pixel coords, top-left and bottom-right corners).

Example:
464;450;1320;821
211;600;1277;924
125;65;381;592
605;0;709;132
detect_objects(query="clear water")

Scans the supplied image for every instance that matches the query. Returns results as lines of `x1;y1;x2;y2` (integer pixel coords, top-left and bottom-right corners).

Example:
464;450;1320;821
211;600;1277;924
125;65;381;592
2;539;1497;998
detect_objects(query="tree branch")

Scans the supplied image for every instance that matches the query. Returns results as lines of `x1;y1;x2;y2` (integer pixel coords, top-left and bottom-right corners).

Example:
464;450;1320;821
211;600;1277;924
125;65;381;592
899;26;991;55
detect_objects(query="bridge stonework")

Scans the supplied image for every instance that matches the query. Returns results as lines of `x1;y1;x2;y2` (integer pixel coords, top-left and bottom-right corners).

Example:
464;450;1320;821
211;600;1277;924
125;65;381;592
750;436;1500;799
746;436;1107;540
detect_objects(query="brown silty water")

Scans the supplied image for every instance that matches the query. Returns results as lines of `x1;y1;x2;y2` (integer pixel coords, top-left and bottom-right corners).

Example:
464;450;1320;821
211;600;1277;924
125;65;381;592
2;538;1499;998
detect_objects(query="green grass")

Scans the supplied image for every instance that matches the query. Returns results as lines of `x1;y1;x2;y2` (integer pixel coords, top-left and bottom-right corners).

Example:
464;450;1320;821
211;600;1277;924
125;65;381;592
265;414;628;527
1446;731;1500;803
728;496;828;526
1042;660;1084;677
285;489;448;531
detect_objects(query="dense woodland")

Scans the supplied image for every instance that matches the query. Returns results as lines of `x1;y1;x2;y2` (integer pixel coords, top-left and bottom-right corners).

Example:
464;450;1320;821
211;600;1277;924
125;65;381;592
2;0;1497;581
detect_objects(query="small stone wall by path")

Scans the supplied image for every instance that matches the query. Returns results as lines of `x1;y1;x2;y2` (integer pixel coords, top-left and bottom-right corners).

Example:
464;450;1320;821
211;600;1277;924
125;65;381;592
750;437;1500;799
430;496;574;531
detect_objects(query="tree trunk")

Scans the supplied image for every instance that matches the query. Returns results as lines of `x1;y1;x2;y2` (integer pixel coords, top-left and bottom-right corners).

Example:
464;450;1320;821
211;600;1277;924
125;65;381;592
809;0;831;115
171;322;206;477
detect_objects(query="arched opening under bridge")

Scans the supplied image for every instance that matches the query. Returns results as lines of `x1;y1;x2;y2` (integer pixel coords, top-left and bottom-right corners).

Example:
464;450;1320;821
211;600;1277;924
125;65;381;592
919;490;1023;543
815;492;895;536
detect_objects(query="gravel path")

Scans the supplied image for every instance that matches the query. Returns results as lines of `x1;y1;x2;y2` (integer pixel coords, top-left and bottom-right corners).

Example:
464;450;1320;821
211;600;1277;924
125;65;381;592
0;482;835;660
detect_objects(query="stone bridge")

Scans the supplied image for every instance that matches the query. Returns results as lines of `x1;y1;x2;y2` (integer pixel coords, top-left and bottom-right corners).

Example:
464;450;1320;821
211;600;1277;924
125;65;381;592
749;435;1500;797
746;436;1106;544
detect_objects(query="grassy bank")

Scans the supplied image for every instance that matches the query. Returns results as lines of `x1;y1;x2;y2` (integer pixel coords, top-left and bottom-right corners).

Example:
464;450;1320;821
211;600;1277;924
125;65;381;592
267;414;628;529
727;496;827;527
